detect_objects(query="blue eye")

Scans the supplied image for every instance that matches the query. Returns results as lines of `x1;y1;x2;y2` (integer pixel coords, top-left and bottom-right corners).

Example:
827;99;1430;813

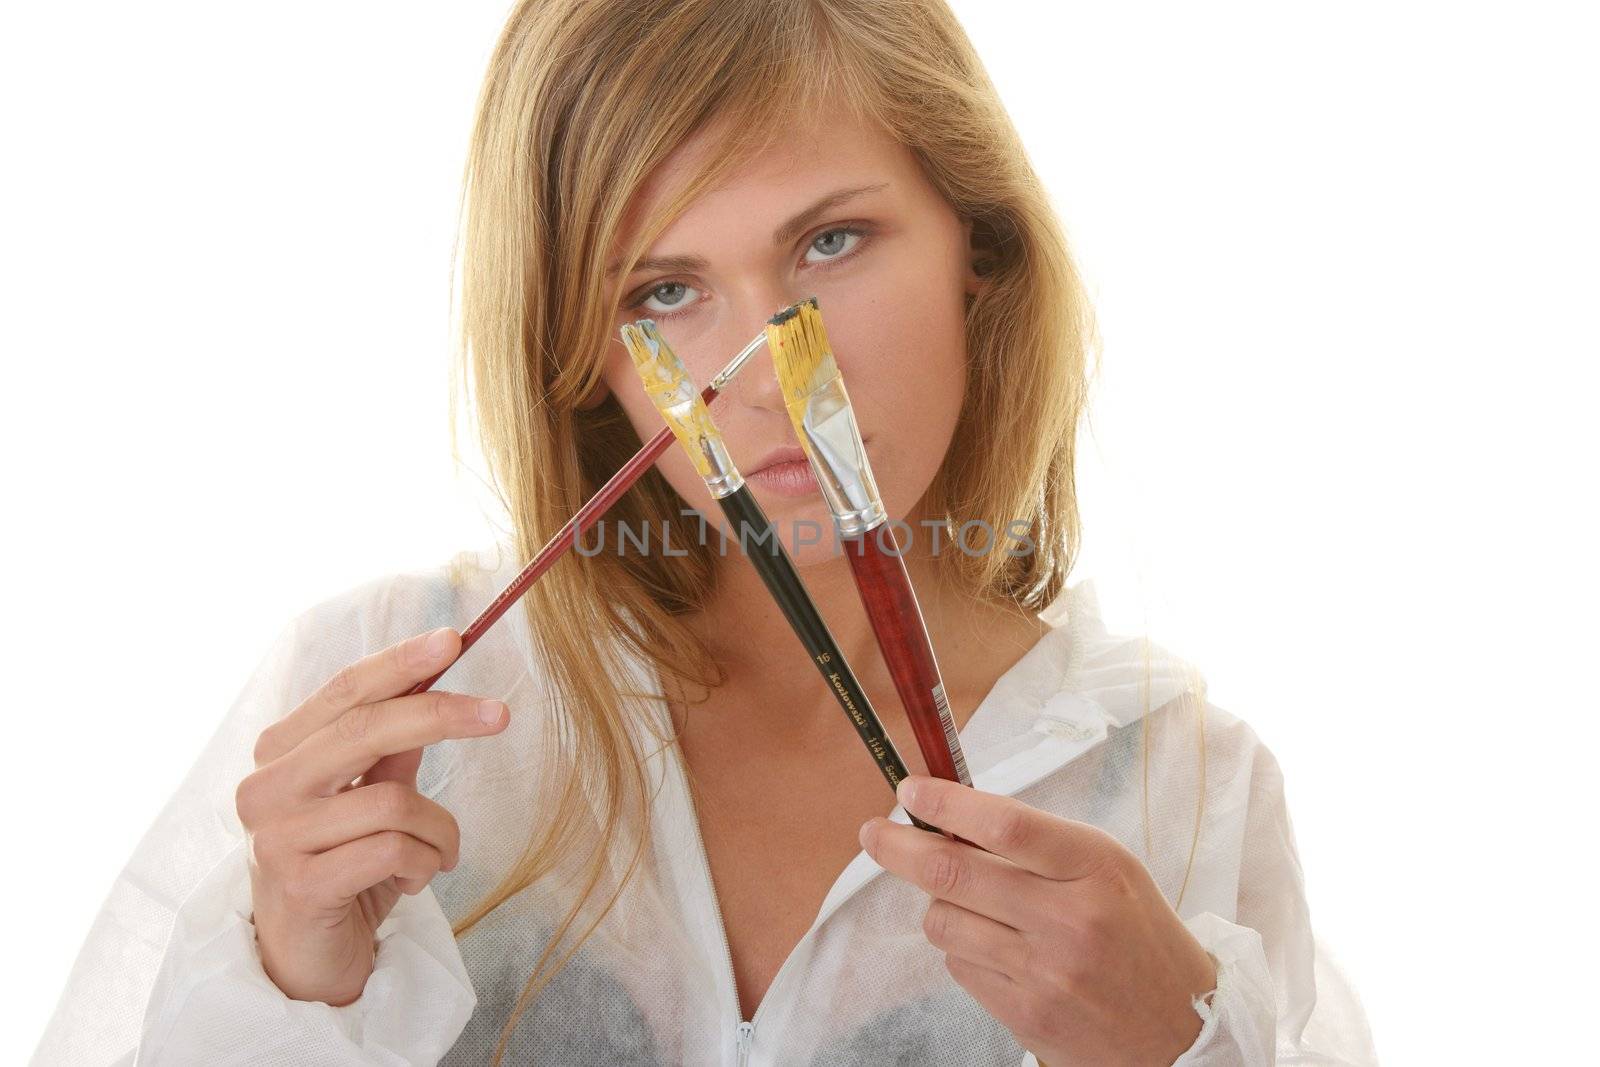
803;226;866;264
637;281;700;316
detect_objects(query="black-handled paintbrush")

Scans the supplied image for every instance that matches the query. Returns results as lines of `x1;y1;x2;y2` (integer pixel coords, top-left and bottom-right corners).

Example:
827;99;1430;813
619;317;939;834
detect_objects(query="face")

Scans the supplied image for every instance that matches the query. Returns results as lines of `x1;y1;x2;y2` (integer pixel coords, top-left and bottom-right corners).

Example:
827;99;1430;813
596;102;985;565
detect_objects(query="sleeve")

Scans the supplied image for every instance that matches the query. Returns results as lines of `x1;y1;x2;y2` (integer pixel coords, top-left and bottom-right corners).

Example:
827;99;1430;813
1167;737;1379;1067
30;601;478;1066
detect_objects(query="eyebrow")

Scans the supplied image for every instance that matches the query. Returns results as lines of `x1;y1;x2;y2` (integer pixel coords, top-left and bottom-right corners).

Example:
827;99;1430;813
605;181;890;278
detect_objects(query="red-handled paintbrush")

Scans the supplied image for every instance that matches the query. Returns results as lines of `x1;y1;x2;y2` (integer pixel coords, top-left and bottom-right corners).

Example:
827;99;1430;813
765;298;973;788
403;329;768;697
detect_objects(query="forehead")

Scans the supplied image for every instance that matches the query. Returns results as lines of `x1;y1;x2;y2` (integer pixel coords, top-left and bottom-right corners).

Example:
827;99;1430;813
617;104;917;247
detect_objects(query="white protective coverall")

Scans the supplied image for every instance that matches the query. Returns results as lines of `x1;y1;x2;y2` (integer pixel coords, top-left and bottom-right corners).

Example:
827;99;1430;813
33;541;1378;1065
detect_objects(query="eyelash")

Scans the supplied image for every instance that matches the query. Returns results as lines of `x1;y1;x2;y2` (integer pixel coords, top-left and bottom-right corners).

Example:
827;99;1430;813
623;224;873;320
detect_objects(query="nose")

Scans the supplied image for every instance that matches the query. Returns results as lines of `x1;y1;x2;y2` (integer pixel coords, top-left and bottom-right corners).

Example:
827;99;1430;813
719;292;794;415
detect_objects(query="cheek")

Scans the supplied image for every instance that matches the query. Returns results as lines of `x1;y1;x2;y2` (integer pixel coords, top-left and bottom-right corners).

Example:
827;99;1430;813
831;236;968;415
830;296;967;519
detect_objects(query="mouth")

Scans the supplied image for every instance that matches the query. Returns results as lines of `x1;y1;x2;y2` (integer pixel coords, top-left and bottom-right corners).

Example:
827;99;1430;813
745;455;819;498
748;447;825;505
747;445;809;476
743;437;874;502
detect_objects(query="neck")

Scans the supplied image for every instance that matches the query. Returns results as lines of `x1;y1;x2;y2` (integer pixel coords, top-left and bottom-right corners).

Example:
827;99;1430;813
675;510;1050;748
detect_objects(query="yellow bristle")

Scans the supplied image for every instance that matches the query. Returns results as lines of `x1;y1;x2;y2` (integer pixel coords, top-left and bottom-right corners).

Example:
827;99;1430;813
765;298;839;405
619;322;721;479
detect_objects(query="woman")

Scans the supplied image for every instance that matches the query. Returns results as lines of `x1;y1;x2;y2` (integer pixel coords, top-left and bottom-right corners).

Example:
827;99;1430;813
35;1;1376;1064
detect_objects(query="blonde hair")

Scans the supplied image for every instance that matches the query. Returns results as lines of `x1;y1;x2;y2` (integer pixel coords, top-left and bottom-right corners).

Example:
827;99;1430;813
444;0;1202;1058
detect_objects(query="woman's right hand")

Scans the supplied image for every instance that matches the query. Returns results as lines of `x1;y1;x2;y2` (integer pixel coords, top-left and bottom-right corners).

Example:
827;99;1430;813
235;626;509;1006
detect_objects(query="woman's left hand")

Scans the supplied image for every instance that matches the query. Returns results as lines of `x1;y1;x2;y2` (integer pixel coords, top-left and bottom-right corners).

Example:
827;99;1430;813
858;775;1219;1067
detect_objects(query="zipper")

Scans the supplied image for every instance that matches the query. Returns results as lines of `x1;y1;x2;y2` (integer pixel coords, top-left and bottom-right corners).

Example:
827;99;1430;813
736;1021;754;1067
672;736;762;1065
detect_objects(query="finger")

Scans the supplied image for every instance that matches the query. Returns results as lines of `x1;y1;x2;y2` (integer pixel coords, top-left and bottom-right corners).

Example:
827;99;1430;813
858;817;1043;931
268;782;462;872
360;746;425;791
255;628;461;766
943;952;1017;1003
944;954;1048;1051
300;830;445;904
268;690;508;801
896;775;1114;881
922;897;1032;978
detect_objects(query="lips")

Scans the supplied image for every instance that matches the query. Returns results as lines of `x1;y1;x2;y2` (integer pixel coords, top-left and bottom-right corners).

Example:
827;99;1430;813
747;445;809;475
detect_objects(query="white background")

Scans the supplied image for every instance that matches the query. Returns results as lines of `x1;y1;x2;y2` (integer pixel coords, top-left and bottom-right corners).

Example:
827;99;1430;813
6;1;1596;1062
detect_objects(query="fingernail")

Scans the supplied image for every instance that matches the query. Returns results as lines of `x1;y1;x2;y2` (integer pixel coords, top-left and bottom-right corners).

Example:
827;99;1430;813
426;628;451;660
897;778;919;810
477;699;505;725
858;819;877;848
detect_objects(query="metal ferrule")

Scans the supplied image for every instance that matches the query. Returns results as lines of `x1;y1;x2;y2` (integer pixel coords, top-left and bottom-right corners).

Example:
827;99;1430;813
620;321;744;499
789;376;887;537
708;331;767;393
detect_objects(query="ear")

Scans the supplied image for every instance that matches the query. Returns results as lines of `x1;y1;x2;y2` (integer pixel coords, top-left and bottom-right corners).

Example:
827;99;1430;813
962;215;995;298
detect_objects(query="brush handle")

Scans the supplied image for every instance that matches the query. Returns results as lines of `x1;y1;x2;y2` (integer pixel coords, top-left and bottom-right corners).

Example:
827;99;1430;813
403;382;720;697
843;524;973;788
717;486;941;834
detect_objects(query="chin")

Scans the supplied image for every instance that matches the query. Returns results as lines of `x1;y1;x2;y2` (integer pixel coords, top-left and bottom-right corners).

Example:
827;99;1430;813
757;500;843;562
776;538;848;569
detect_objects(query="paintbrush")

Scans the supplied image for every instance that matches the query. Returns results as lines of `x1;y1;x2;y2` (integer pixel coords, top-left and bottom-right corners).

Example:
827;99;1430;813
765;298;973;788
402;330;768;697
620;317;939;832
